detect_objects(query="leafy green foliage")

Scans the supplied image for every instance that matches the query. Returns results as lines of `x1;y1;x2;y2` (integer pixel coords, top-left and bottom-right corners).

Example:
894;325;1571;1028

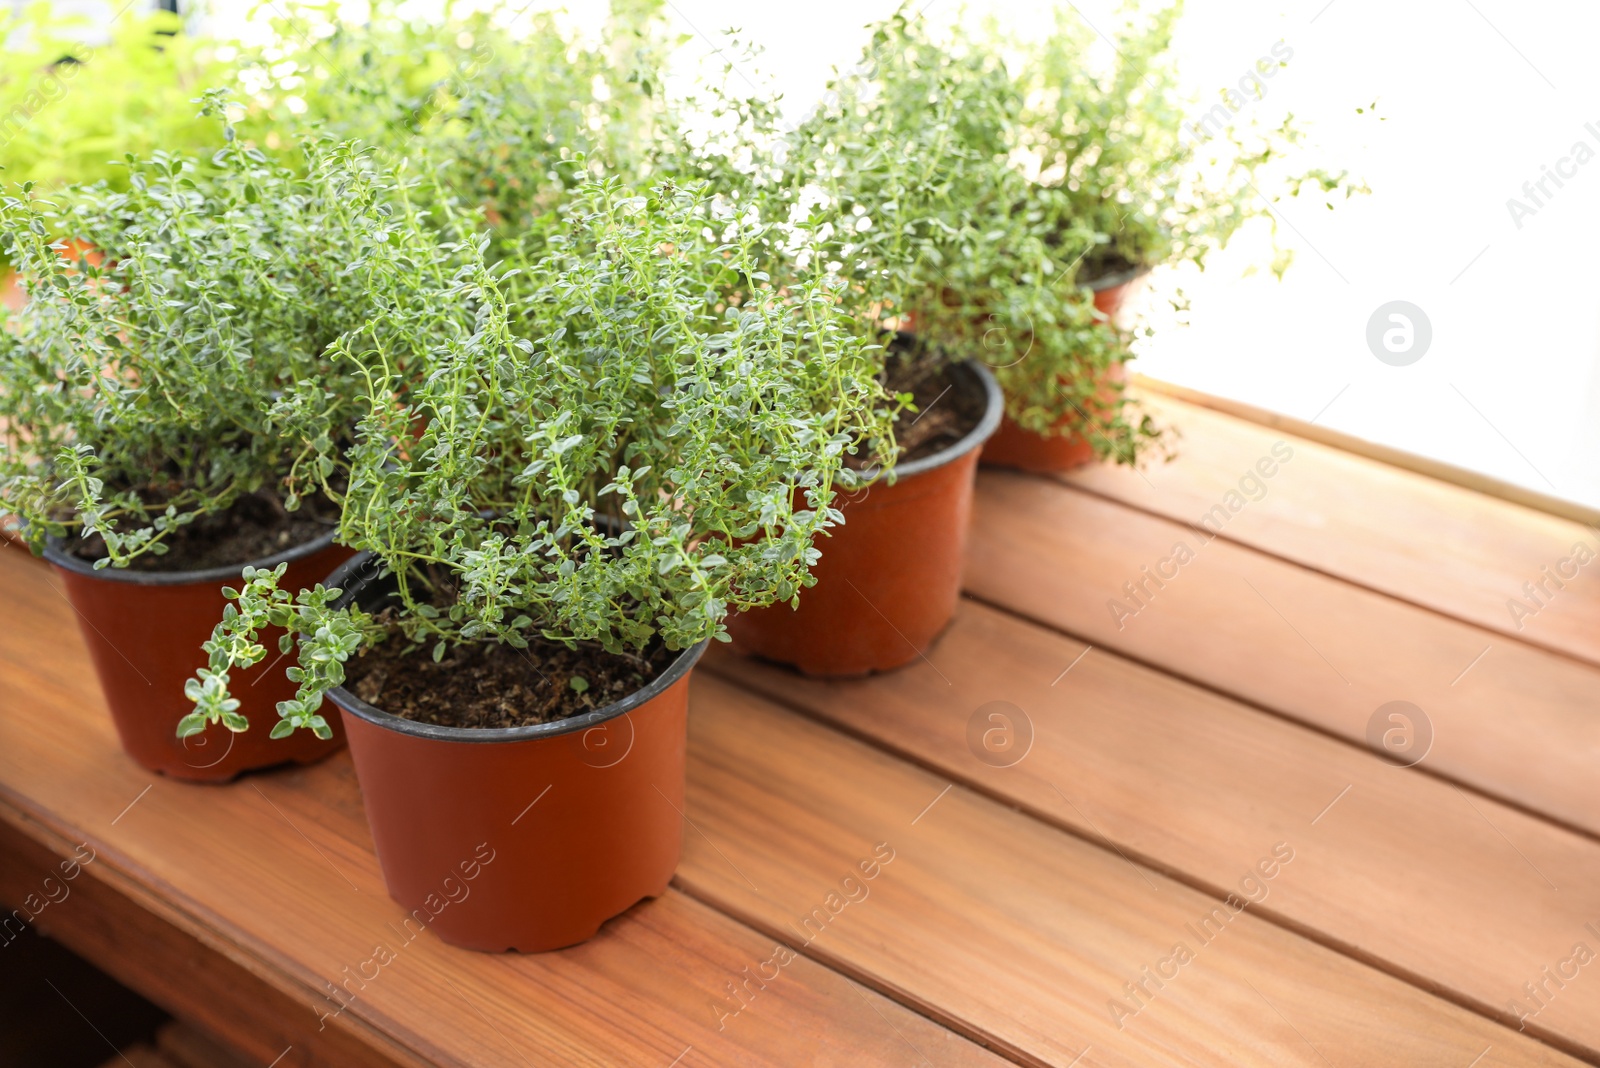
808;13;1151;459
179;562;356;740
652;13;1148;460
1011;3;1360;278
249;0;677;267
997;3;1360;448
0;6;241;265
673;6;1355;463
0;101;439;566
635;25;988;467
1014;4;1195;278
187;174;892;736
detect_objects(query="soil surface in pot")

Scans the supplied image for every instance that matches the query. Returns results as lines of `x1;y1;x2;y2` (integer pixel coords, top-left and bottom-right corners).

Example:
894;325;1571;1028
859;342;986;466
68;489;338;572
1077;248;1142;286
345;628;676;729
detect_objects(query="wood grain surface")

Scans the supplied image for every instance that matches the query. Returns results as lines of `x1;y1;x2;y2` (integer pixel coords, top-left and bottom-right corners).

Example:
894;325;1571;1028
678;672;1586;1067
966;470;1600;838
709;599;1600;1061
5;411;1598;1068
1067;392;1600;665
0;549;1008;1068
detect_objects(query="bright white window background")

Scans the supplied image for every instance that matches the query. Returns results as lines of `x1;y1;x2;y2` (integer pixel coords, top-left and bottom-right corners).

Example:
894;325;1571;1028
655;0;1600;510
42;0;1600;510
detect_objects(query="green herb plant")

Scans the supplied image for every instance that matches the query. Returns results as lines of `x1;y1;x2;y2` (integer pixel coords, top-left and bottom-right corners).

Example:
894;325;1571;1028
1012;2;1358;281
183;174;892;739
0;6;244;265
0;98;438;568
994;2;1361;454
248;0;677;267
765;12;1156;461
702;5;1357;464
645;19;1030;463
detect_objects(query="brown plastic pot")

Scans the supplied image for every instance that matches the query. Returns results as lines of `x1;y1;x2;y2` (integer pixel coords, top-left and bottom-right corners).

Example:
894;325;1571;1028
724;360;1002;677
42;531;350;782
980;265;1150;474
322;552;705;953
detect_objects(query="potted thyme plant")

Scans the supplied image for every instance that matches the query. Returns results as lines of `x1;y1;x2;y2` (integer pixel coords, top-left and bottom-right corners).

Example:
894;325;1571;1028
793;10;1161;476
656;23;1007;675
0;105;435;779
184;176;886;951
982;6;1359;470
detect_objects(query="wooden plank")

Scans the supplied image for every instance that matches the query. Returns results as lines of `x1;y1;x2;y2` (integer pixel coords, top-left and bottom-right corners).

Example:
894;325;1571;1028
0;812;413;1068
0;549;1009;1068
1071;391;1600;664
965;470;1600;838
98;1046;180;1068
678;673;1589;1067
1133;378;1600;529
155;1021;259;1068
709;600;1600;1061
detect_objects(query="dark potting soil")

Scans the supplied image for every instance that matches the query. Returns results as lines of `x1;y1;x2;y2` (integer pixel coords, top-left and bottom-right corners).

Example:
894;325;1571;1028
70;490;338;572
344;631;676;729
865;347;986;465
1079;249;1141;287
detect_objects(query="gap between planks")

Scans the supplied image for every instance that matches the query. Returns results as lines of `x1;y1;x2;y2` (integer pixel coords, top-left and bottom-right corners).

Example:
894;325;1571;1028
700;650;1600;1066
1065;390;1600;670
961;584;1600;852
1054;472;1600;681
967;470;1600;846
668;874;1046;1068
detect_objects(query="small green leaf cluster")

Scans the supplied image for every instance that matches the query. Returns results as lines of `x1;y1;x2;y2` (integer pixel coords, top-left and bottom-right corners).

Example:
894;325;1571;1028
248;0;677;268
0;6;239;254
180;562;364;740
670;6;1355;463
654;13;1147;460
187;173;892;736
0;104;442;566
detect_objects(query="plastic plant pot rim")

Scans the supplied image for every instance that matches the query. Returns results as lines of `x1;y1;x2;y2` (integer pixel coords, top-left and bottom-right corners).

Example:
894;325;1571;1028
1086;263;1153;292
320;551;708;745
40;524;341;587
887;358;1004;482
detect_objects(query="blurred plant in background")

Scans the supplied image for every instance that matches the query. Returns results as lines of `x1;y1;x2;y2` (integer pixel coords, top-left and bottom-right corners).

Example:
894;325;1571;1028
0;5;237;265
1012;2;1360;282
242;0;678;267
